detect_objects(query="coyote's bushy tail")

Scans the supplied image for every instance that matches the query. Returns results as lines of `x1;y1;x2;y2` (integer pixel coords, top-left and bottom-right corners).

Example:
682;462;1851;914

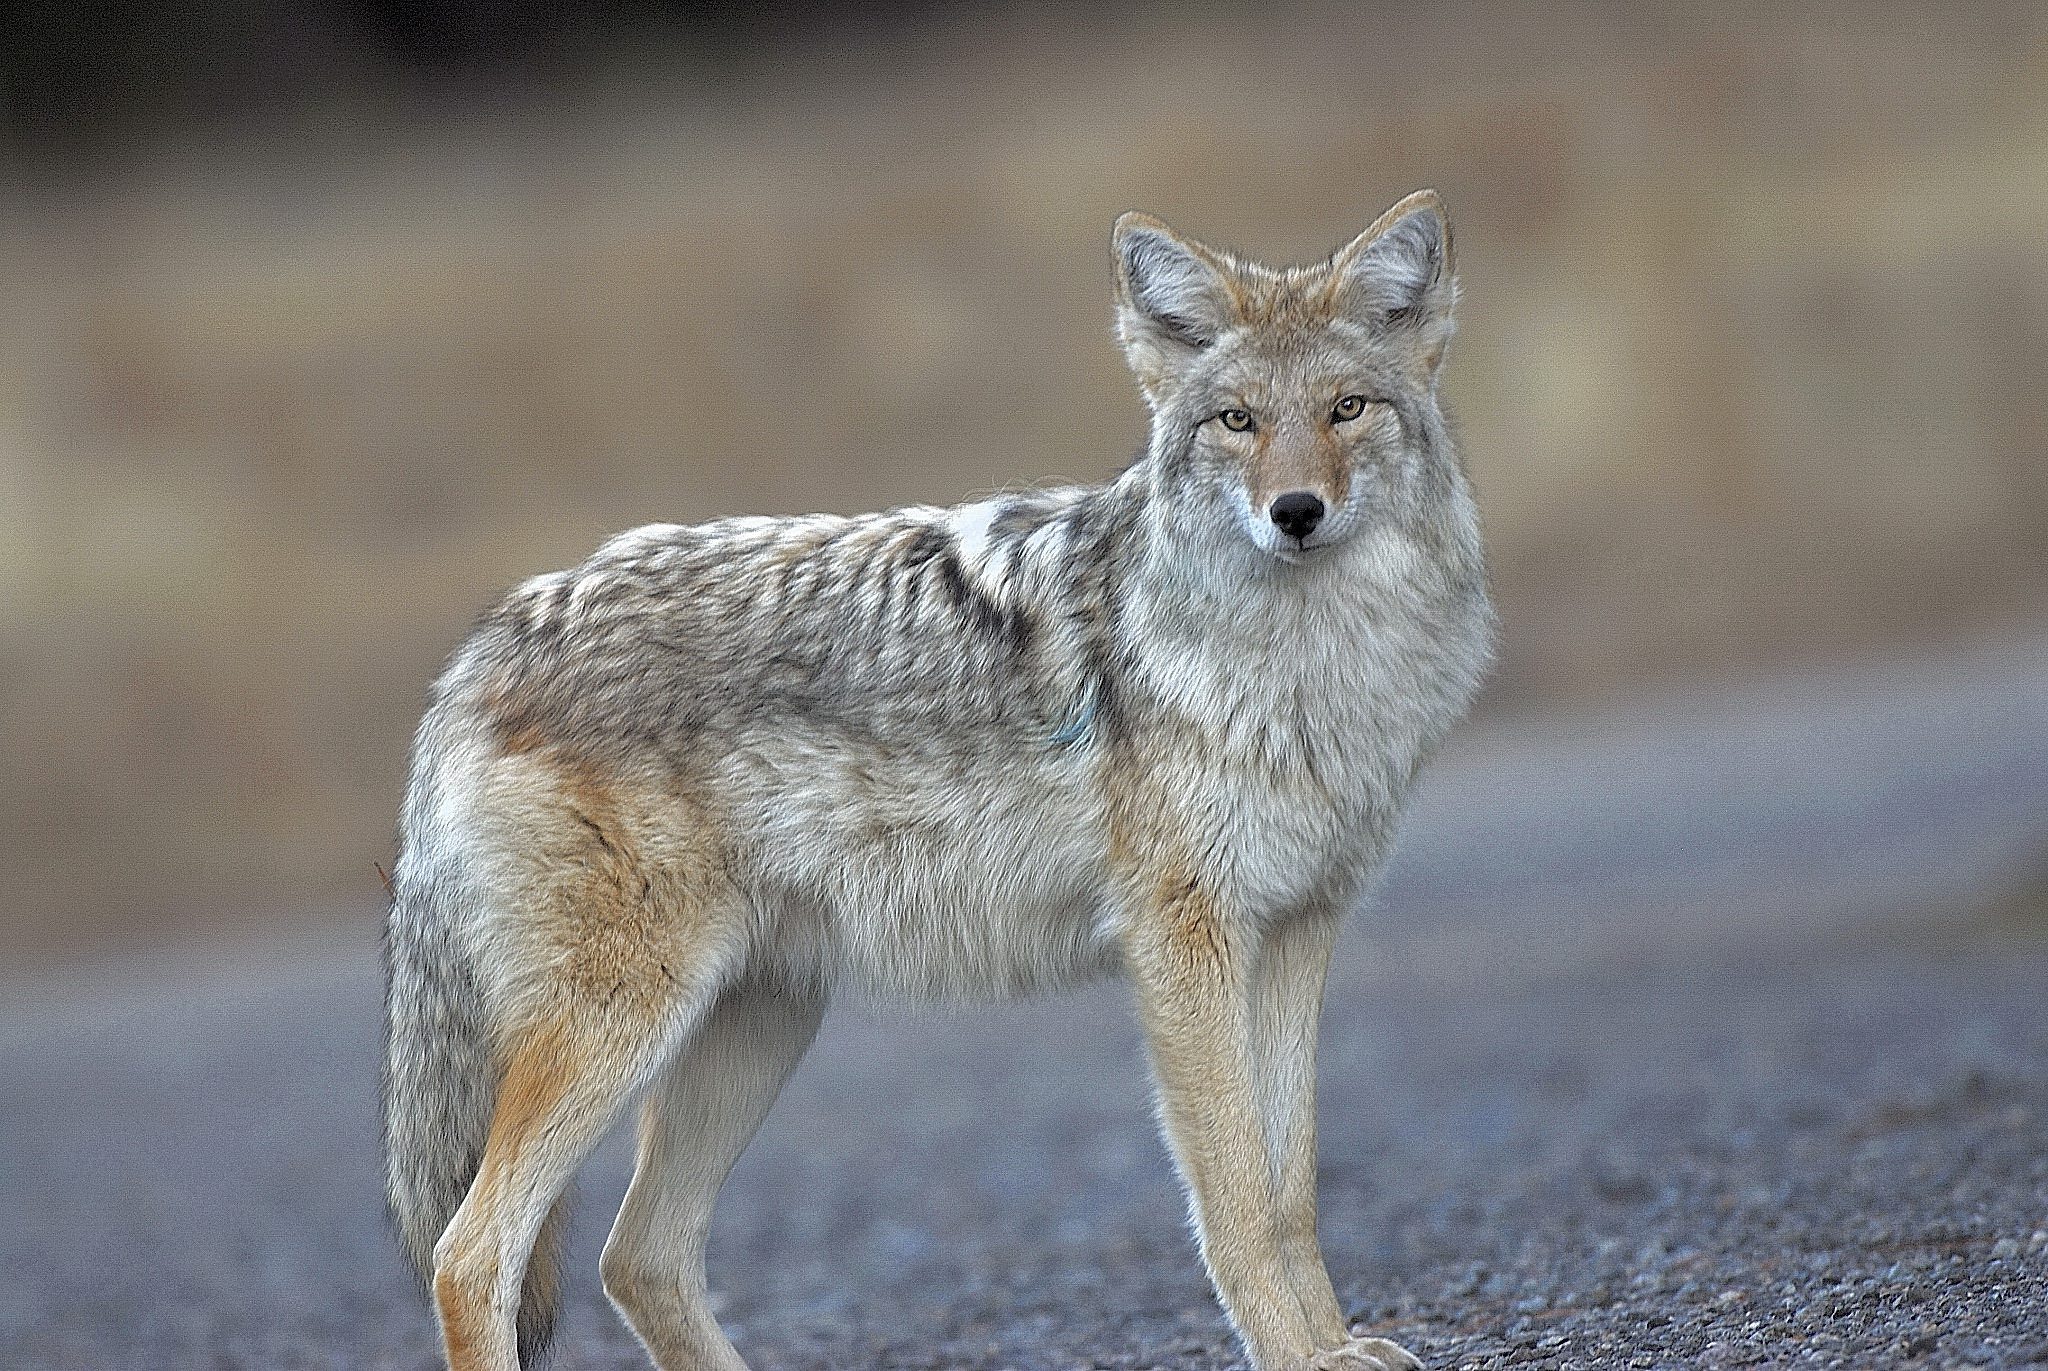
381;878;568;1365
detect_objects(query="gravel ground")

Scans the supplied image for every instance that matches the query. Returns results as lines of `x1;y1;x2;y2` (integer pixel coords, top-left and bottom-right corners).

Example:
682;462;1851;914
4;638;2045;1370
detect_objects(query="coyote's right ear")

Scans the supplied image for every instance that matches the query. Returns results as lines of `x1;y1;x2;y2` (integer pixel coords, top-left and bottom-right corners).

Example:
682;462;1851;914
1111;213;1241;398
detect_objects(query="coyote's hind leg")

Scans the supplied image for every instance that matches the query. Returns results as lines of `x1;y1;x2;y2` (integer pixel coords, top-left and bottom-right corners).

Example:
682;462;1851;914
600;982;824;1370
430;996;695;1371
429;765;748;1371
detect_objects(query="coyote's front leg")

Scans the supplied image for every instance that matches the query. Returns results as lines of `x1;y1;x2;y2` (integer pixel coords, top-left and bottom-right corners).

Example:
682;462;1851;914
1250;912;1421;1371
1249;911;1349;1345
1122;884;1422;1371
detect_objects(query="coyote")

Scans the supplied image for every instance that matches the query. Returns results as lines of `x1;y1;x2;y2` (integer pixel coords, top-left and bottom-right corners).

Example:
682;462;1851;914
383;189;1495;1371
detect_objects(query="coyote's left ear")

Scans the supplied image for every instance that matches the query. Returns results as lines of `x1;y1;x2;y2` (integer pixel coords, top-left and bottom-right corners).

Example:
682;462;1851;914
1330;190;1458;379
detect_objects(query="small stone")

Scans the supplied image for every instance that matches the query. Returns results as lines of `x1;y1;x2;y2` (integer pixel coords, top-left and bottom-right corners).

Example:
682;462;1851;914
1992;1237;2022;1259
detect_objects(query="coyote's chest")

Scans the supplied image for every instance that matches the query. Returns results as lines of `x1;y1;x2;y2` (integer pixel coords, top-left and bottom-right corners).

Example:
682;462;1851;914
1131;533;1484;813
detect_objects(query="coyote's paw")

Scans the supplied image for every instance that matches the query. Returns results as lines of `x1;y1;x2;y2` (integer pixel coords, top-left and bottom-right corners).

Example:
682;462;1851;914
1305;1336;1423;1371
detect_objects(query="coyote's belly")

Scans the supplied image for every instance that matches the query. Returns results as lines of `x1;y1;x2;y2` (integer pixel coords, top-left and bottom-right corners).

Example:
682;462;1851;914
767;867;1121;1002
721;731;1122;1001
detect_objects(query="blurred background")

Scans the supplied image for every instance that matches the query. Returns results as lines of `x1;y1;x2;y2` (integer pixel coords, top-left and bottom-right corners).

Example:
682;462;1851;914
6;7;2048;1368
3;0;2046;960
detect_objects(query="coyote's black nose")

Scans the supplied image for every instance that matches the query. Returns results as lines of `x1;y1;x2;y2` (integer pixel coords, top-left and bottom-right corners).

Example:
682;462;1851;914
1269;491;1326;540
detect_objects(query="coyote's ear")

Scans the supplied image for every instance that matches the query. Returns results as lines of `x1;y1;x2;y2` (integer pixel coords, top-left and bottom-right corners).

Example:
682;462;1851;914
1111;212;1242;394
1331;190;1457;376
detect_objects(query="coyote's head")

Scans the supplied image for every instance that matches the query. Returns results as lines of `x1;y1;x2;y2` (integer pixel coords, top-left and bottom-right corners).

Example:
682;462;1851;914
1111;191;1459;563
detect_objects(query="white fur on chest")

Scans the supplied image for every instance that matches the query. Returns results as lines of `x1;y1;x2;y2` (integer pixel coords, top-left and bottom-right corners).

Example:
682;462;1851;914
1124;528;1487;914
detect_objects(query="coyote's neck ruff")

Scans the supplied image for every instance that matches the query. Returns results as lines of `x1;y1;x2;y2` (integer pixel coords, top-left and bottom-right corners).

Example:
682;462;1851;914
387;191;1494;1371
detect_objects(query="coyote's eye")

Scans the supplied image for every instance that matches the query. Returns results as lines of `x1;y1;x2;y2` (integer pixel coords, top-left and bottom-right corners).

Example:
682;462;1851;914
1331;395;1370;423
1219;408;1254;432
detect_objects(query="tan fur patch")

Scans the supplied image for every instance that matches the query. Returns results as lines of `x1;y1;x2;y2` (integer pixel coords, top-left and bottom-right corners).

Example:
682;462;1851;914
1246;423;1351;512
432;1017;585;1370
1104;759;1235;984
481;685;549;757
475;747;732;1028
1159;869;1230;979
433;1258;490;1370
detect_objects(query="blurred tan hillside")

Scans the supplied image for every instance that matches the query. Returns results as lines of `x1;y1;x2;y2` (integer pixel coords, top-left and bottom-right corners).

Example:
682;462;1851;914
4;3;2047;954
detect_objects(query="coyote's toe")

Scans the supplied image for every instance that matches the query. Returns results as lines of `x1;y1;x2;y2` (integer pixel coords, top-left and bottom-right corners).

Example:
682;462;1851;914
1308;1336;1424;1371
